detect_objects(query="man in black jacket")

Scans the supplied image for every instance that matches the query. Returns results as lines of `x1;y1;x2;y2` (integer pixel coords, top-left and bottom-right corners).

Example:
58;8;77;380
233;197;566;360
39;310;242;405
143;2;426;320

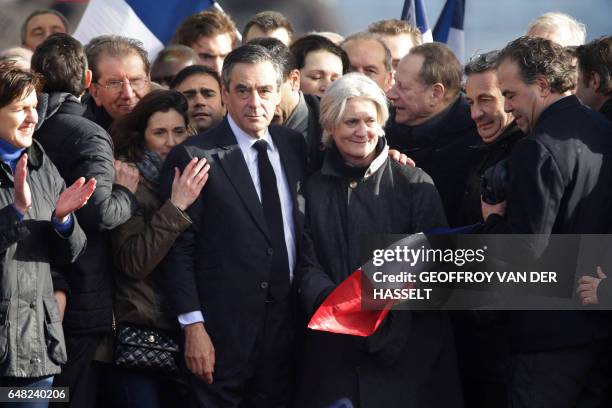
483;36;612;408
386;43;483;227
575;36;612;122
31;33;139;407
459;50;525;226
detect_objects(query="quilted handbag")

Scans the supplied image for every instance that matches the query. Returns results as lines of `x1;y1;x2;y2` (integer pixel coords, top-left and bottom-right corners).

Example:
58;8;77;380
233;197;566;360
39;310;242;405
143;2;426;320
113;324;180;374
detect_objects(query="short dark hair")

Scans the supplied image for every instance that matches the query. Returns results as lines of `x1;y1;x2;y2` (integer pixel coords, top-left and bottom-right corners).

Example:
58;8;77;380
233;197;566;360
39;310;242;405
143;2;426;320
31;33;88;96
464;50;500;76
247;37;296;80
575;36;612;95
221;44;282;89
290;34;349;74
151;45;198;86
368;19;423;46
111;90;189;163
21;9;69;45
175;10;238;49
497;36;576;94
410;42;462;98
242;11;294;43
341;32;392;73
0;62;41;109
85;35;150;83
170;64;222;91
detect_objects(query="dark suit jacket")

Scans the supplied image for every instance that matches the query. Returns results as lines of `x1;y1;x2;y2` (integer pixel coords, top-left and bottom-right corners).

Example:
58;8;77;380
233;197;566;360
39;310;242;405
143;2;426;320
159;118;306;378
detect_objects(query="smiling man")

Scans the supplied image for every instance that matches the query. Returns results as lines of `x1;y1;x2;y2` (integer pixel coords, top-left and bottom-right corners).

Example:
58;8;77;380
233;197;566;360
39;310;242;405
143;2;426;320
482;36;612;408
458;50;524;225
84;35;152;130
160;44;306;407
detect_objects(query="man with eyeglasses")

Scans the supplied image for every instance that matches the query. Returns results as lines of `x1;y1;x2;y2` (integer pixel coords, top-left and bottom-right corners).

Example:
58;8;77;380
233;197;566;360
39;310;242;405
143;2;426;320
83;35;152;130
170;65;226;132
159;44;306;407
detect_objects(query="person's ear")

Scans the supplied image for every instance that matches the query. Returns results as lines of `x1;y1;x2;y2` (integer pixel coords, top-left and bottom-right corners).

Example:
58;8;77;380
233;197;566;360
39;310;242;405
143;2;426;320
430;83;445;106
535;76;551;97
289;69;300;92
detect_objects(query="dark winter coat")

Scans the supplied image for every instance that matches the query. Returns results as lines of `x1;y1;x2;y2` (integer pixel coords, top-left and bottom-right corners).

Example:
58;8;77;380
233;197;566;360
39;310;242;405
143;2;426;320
483;95;612;351
0;141;86;377
35;92;137;334
295;141;462;408
111;177;191;331
386;94;485;227
458;121;525;225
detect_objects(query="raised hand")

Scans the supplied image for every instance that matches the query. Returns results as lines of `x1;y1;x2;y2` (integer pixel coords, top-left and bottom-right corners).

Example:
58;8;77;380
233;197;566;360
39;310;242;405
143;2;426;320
170;157;210;211
55;177;97;221
114;160;140;194
13;154;31;215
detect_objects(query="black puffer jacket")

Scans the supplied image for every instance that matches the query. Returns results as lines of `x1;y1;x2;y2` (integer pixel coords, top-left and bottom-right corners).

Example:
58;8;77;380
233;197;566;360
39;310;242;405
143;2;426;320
0;141;86;377
35;92;137;334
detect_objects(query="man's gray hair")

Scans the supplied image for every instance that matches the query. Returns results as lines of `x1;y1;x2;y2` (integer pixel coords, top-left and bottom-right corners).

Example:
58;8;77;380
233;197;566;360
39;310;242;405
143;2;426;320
526;12;586;46
85;35;150;82
319;72;389;146
221;44;283;89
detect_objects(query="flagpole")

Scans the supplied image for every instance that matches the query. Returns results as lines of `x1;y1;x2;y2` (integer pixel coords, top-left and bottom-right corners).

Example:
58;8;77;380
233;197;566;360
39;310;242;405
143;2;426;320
212;1;242;43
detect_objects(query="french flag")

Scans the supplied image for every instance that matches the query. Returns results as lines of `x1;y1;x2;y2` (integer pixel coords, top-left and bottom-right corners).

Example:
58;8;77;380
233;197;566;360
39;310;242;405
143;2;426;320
73;0;215;60
433;0;466;63
401;0;433;43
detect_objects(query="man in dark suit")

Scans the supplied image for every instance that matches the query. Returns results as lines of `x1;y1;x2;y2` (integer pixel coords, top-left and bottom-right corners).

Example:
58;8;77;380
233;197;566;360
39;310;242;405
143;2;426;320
160;44;305;407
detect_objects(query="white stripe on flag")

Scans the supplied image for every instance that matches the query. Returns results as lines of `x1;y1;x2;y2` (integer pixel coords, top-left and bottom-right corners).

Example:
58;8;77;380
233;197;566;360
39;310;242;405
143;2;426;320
446;26;465;63
73;0;164;61
422;29;433;43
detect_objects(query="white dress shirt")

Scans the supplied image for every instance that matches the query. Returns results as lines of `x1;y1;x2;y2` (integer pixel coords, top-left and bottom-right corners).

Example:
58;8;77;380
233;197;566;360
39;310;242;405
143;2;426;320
178;115;296;328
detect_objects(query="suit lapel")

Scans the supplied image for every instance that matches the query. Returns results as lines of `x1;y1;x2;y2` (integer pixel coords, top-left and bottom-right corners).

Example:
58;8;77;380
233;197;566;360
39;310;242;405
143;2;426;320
271;128;304;240
213;119;272;243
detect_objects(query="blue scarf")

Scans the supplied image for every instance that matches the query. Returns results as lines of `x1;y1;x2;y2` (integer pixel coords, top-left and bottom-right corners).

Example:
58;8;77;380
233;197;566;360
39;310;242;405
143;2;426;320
0;139;25;174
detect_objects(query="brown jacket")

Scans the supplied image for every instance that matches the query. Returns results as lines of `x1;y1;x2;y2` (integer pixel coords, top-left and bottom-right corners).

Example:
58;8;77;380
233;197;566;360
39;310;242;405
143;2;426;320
111;177;191;331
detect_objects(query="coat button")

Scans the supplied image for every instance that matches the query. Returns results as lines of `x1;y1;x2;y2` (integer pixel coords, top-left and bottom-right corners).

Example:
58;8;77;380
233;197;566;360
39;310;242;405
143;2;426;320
29;302;36;309
267;248;274;256
349;181;358;189
260;281;269;289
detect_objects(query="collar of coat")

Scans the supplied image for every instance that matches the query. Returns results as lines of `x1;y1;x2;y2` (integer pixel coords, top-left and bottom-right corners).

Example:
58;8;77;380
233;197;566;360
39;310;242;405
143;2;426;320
0;140;44;181
321;137;389;180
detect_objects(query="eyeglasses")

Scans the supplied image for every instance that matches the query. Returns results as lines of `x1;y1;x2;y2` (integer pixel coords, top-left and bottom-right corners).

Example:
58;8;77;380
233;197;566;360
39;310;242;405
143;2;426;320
96;78;148;92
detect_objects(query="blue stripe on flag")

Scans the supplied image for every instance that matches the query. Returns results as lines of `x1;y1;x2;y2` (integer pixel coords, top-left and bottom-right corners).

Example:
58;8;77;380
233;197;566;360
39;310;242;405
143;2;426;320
433;0;465;43
126;0;214;44
401;0;431;36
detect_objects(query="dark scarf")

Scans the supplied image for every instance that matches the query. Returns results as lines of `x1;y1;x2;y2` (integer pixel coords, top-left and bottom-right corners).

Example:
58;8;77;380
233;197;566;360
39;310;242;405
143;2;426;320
136;149;163;184
328;137;385;179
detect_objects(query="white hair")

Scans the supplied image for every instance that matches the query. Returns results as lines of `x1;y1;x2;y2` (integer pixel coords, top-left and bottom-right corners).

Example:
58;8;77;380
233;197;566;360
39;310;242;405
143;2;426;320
319;72;389;146
527;12;586;46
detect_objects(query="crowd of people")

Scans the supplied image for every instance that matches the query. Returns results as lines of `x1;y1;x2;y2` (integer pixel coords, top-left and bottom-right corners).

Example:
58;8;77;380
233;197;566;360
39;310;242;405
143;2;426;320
0;5;612;408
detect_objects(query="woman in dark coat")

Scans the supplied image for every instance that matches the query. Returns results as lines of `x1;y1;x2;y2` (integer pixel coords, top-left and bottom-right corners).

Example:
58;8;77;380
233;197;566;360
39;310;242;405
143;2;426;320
105;90;209;407
295;73;462;408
